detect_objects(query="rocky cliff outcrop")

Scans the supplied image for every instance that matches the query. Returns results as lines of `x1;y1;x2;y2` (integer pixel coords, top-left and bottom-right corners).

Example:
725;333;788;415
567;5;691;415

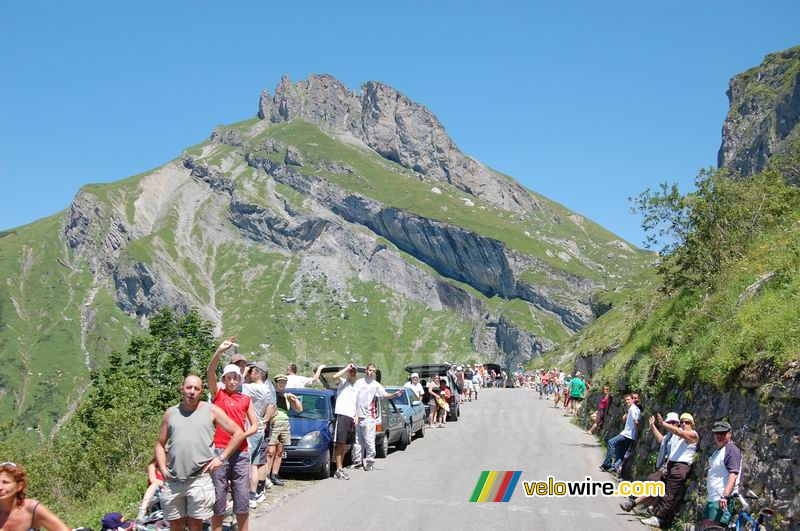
718;45;800;176
258;74;537;214
246;154;595;332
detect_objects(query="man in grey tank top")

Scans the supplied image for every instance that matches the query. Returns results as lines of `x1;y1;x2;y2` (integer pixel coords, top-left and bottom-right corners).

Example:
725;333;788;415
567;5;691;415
155;375;245;531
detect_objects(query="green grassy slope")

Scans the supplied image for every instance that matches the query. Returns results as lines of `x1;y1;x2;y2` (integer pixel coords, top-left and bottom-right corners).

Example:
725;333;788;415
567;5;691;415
0;215;133;434
534;210;800;393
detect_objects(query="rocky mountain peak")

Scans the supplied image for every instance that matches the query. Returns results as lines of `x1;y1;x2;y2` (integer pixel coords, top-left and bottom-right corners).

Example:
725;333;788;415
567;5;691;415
259;74;539;213
718;45;800;176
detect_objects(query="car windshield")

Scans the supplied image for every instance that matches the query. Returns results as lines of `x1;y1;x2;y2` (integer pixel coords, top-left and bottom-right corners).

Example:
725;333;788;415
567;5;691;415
388;389;409;406
288;394;329;420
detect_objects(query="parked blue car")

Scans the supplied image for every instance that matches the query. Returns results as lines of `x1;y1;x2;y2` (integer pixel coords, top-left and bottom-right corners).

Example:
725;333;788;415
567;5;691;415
280;388;336;479
386;386;426;440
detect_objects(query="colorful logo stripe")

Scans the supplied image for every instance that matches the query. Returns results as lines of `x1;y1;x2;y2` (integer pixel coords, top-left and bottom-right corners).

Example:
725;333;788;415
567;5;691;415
470;471;522;502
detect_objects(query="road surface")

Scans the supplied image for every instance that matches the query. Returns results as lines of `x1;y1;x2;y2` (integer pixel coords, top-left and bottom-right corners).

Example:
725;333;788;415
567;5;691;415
251;387;643;530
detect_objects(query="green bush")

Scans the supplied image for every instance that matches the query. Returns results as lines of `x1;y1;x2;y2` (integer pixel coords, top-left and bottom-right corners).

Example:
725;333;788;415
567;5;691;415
1;308;218;526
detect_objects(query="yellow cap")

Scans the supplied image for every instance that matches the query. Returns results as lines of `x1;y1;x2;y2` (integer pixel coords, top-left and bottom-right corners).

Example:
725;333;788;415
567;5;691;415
680;413;695;425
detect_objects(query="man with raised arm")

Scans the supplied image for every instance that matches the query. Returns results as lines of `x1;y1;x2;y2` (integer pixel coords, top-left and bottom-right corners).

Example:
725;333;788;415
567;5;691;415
331;363;359;480
155;375;245;531
206;338;259;531
352;364;403;471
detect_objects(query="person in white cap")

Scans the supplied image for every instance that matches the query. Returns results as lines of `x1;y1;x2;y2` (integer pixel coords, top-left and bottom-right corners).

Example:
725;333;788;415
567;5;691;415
621;411;698;528
404;372;424;400
206;337;259;531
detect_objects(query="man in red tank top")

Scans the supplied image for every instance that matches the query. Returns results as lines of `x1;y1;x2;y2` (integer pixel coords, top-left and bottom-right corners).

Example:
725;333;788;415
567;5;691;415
207;338;259;531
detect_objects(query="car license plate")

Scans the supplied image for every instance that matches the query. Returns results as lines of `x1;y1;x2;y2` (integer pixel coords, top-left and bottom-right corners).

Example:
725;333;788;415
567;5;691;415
282;451;287;459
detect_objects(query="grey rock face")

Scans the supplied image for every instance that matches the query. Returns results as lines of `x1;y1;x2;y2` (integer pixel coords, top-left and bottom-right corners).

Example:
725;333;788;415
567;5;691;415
113;261;191;318
495;316;554;368
182;156;235;194
228;198;329;251
209;127;244;147
258;74;538;214
718;46;800;176
247;156;592;332
64;191;103;258
284;145;304;166
64;190;131;275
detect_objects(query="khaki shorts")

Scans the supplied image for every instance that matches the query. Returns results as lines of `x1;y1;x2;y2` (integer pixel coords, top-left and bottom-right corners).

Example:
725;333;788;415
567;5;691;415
269;418;291;445
162;474;215;521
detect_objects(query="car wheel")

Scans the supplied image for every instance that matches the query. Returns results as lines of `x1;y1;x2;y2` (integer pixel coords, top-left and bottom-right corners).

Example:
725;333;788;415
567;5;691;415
317;449;332;479
396;425;410;451
415;421;425;439
376;433;389;458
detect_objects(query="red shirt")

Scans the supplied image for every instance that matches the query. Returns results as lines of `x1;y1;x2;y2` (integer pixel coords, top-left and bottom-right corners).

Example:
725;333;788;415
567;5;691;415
212;389;250;451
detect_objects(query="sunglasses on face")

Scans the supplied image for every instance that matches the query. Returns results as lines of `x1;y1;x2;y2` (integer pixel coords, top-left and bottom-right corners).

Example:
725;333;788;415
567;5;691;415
713;432;728;437
681;421;692;425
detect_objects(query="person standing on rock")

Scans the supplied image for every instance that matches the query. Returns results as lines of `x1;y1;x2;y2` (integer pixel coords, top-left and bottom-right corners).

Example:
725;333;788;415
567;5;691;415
206;339;259;531
332;364;359;480
599;393;640;475
701;421;742;527
353;364;403;471
155;375;245;531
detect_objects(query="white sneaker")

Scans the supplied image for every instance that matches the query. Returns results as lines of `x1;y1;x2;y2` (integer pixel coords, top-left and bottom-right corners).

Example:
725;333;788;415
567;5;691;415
254;491;266;503
640;516;662;528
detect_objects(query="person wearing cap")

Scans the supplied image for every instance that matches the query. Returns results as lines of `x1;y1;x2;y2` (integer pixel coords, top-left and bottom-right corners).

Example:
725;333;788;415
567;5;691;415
266;374;303;486
241;361;275;508
101;512;132;531
331;363;359;479
206;338;259;531
701;421;742;526
621;411;698;527
155;374;245;531
230;352;248;373
404;372;424;401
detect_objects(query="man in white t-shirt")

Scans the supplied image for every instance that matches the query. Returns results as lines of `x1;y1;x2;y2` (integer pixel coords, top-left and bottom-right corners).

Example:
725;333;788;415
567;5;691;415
331;364;359;480
353;364;402;471
600;393;640;474
701;421;742;526
285;362;323;388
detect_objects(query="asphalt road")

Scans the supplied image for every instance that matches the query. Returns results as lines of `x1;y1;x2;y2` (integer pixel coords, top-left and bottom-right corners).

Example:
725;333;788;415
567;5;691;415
252;388;643;530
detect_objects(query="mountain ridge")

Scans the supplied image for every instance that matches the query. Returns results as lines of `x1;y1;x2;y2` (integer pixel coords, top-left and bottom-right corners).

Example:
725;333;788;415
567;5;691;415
0;75;652;434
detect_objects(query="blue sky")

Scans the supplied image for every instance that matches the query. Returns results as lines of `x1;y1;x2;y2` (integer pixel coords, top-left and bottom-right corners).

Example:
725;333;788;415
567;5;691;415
1;1;798;245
